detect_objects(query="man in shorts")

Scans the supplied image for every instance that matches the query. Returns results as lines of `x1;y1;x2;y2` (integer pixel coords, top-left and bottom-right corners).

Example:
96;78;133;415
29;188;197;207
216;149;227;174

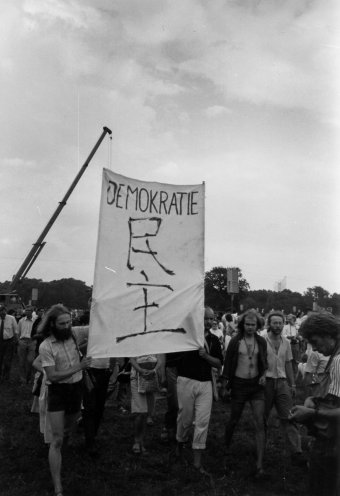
221;309;267;478
39;304;91;496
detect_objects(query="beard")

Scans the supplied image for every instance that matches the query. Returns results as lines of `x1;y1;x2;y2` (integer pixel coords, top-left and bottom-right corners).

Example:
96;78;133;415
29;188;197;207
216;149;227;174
53;326;72;341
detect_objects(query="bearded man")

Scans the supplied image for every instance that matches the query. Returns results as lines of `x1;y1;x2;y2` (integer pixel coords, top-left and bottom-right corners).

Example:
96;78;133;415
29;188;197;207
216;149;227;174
39;304;91;496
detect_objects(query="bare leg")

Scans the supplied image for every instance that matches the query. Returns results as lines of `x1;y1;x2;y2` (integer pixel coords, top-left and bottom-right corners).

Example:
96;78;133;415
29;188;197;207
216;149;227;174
250;399;265;470
48;411;65;494
64;411;81;444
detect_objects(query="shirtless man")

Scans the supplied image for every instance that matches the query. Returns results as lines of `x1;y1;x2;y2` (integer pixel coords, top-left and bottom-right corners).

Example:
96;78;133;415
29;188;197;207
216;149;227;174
221;309;267;478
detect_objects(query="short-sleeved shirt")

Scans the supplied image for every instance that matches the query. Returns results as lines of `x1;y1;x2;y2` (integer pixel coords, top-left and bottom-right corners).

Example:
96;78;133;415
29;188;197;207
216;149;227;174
17;317;34;339
264;332;292;379
1;314;18;340
39;335;82;384
177;333;223;382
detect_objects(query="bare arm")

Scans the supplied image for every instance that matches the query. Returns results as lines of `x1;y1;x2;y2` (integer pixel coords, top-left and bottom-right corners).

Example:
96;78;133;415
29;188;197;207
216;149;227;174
130;357;152;376
44;356;91;383
32;355;43;372
198;347;222;369
285;360;296;387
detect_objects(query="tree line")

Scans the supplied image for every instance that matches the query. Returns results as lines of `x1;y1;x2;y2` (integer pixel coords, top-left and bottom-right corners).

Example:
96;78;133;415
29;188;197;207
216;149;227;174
0;267;339;315
204;266;340;315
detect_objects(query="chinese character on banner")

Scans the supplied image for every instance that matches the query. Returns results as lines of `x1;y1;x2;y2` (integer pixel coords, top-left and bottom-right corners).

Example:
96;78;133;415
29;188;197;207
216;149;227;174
87;169;205;358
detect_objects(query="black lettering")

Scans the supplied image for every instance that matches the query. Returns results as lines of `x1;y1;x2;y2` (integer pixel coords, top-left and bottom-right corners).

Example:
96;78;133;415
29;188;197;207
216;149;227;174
168;192;179;215
176;192;185;215
138;188;149;213
116;183;124;209
107;180;118;205
149;190;159;214
190;191;199;215
159;191;168;214
126;185;138;211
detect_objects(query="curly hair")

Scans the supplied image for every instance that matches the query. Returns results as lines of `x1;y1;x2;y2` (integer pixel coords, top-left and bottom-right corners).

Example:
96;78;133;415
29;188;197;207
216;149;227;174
300;312;340;341
38;304;71;338
237;309;262;335
267;311;285;326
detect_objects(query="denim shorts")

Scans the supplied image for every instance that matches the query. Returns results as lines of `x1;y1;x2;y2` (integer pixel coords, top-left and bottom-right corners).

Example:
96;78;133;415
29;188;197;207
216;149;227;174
231;376;265;402
48;381;82;414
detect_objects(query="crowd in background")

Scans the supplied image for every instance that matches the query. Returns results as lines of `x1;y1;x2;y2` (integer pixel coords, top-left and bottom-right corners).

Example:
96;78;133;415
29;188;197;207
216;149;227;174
0;303;338;496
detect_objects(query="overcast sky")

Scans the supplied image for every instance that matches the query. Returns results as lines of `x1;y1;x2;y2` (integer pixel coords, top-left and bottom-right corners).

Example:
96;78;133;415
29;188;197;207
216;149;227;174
1;0;339;294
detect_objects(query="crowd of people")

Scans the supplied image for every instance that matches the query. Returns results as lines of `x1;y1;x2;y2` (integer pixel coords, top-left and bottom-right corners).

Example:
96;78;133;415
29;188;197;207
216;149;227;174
0;302;339;496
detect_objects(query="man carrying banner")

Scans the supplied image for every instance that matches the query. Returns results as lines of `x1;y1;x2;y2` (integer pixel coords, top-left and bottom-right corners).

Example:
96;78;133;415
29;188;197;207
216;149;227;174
39;304;91;496
175;307;223;475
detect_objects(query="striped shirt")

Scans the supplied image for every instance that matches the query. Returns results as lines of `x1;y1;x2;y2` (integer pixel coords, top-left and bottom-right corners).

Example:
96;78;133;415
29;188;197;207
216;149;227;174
328;354;340;398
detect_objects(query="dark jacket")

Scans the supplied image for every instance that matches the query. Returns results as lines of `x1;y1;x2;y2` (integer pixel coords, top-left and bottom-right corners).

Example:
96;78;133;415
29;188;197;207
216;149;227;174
222;332;267;383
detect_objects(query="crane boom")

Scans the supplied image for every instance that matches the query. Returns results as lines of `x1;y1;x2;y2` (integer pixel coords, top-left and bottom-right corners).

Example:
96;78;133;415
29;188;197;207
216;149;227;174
9;126;112;291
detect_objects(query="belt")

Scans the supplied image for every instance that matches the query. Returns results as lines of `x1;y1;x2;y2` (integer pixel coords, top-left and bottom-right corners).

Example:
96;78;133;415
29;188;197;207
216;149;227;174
266;377;286;380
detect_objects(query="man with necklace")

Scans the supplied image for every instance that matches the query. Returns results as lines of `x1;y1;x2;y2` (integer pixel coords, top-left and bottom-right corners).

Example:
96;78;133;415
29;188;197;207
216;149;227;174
263;311;304;464
221;309;267;478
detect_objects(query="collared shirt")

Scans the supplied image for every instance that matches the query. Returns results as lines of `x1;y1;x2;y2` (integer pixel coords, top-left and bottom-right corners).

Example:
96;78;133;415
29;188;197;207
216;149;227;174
0;314;18;340
39;335;82;384
264;331;292;379
17;316;34;339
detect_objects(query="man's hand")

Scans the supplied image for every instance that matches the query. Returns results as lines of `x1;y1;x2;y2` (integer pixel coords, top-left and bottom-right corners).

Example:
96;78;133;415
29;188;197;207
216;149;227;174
290;385;296;399
80;357;92;370
289;405;315;423
258;375;266;387
198;347;208;359
220;382;230;400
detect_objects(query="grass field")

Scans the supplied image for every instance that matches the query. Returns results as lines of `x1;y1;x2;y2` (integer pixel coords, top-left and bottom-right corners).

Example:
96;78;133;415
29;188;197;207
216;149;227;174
0;358;310;496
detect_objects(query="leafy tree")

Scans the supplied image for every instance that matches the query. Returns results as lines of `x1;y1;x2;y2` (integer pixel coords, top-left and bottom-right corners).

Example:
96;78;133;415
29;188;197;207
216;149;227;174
0;277;92;309
204;266;250;311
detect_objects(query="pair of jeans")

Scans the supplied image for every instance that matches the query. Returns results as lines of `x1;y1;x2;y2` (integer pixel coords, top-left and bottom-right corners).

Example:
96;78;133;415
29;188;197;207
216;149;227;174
82;368;112;448
264;377;301;453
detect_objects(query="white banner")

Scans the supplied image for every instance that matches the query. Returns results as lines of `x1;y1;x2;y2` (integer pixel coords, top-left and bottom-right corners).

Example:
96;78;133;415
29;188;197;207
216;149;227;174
87;169;205;358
